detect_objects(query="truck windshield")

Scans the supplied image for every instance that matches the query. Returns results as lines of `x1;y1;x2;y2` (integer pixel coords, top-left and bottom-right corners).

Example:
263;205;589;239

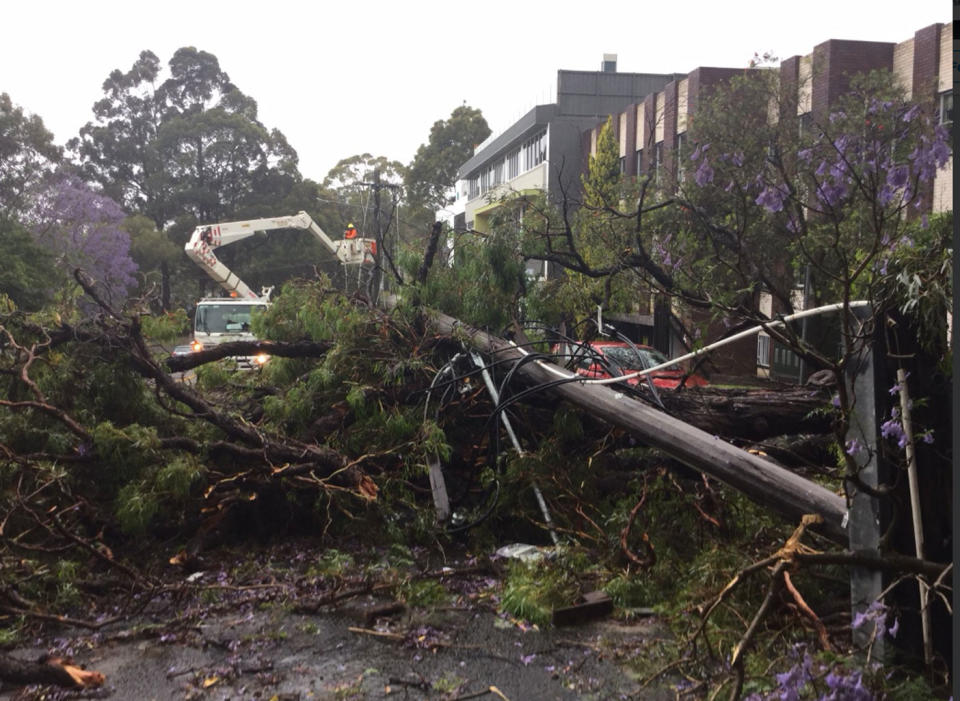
195;304;260;334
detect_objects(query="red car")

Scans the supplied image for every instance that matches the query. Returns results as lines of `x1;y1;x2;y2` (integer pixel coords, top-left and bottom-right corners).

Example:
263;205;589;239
560;341;708;389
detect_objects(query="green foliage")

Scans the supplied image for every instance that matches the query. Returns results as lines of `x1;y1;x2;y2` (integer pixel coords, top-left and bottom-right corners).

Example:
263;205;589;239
581;117;622;209
155;456;205;501
309;549;355;577
602;572;649;610
418;420;452;463
399;578;448;607
405;105;491;213
195;360;232;389
256;278;369;344
262;370;324;433
499;556;581;626
115;480;159;535
54;560;82;608
518;123;647;327
115;454;204;535
432;675;466;694
0;218;56;311
0;621;23;646
91;421;161;486
70;48;302;231
551;407;584;444
415;228;526;330
345;385;371;418
140;307;191;343
876;211;952;359
0;93;62;219
124;214;182;300
886;674;942;700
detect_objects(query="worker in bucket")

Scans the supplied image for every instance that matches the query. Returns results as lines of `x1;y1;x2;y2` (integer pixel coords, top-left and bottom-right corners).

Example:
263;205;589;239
344;223;358;239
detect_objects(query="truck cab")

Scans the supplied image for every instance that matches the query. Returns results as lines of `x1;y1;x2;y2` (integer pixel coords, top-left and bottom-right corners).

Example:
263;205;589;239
192;297;270;367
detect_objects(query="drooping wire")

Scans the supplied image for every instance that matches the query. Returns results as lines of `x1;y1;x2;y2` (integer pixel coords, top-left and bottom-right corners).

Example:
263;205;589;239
422;352;502;533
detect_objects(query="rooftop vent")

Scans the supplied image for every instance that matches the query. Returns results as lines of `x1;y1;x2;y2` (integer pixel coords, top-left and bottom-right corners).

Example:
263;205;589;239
601;53;617;73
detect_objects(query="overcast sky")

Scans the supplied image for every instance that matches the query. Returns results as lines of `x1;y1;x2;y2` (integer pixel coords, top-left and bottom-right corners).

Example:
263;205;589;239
2;1;949;184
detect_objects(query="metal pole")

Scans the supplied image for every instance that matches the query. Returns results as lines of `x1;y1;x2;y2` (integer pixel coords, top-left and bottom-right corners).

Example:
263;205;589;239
896;368;933;667
372;168;382;304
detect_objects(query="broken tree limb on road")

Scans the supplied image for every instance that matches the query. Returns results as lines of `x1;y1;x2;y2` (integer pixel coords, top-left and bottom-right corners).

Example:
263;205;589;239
0;654;105;690
427;311;848;544
165;338;334;371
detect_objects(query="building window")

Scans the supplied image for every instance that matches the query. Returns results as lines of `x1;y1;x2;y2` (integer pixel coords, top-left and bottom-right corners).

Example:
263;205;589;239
636;149;644;176
522;130;547;171
619;156;626;174
507;150;520;179
468;177;479;199
940;91;953;126
798;112;813;139
493;161;503;186
757;334;770;368
653;142;663;185
675;133;686;183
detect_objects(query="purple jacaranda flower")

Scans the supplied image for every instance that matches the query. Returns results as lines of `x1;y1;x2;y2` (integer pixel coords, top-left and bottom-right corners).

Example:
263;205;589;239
901;104;921;122
695;159;714;186
845;438;864;456
888;373;909;395
817;182;848;208
881;418;904;443
756;185;786;212
886;165;909;189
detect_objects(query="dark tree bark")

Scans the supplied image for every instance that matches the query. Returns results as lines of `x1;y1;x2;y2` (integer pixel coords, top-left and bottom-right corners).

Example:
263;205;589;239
0;654;104;689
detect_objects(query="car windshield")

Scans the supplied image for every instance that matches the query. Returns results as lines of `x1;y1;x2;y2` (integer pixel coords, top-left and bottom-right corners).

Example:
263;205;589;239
195;304;260;334
602;345;671;370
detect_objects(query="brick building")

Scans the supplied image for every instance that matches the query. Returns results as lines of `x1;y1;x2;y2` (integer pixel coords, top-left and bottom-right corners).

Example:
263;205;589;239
590;22;952;212
580;21;952;379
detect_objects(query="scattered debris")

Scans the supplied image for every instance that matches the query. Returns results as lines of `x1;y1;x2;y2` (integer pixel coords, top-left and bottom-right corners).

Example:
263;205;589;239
493;543;554;563
552;591;614;627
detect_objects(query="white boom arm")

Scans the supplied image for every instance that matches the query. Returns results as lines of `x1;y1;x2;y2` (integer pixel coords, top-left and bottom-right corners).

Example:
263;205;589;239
184;211;376;300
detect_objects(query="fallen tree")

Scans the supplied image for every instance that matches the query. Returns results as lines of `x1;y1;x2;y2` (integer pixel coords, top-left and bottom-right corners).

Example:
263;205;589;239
425;311;849;544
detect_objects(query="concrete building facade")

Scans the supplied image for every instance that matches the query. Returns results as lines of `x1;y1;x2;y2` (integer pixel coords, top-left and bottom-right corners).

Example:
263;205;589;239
457;60;682;241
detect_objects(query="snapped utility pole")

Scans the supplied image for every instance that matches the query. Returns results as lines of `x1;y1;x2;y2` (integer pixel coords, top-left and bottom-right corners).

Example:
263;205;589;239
361;168;402;304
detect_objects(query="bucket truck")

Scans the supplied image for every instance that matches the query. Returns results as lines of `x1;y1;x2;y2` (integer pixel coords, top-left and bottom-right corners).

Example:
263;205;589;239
184;211;376;366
